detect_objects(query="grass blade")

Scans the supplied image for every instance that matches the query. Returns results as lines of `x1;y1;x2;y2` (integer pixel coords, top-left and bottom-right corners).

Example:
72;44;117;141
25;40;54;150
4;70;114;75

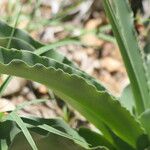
103;0;150;114
0;140;8;150
0;6;22;97
34;39;82;55
8;112;38;150
0;76;12;96
14;99;47;112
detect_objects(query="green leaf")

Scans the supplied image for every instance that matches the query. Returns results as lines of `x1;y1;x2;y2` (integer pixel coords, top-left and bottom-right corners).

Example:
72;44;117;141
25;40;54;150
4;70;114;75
34;39;82;55
14;99;48;112
78;128;115;150
0;7;21;97
103;0;150;114
0;47;147;148
0;139;8;150
0;20;79;58
21;117;89;149
8;112;38;150
0;20;110;143
0;20;79;68
119;84;135;114
0;112;5;122
145;54;150;89
0;20;104;94
0;20;43;50
139;109;150;139
78;128;136;150
10;131;87;150
0;75;12;96
144;29;150;54
6;117;89;150
0;120;14;139
40;49;77;68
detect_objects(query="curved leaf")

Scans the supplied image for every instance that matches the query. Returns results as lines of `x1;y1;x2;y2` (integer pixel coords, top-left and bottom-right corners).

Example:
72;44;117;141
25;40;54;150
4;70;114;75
0;21;112;143
0;47;147;148
0;46;111;144
0;20;106;92
0;20;80;68
0;20;93;87
0;21;43;50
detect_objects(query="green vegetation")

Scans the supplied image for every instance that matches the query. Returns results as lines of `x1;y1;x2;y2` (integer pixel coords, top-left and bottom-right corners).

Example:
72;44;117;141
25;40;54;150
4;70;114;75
0;0;150;150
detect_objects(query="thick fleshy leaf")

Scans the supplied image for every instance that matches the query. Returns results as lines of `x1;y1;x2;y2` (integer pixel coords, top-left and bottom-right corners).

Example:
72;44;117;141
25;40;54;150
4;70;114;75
0;47;147;148
103;0;150;114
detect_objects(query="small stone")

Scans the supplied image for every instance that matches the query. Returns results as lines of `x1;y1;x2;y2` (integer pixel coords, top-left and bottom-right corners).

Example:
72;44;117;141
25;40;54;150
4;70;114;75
0;98;15;112
2;76;27;96
100;57;122;72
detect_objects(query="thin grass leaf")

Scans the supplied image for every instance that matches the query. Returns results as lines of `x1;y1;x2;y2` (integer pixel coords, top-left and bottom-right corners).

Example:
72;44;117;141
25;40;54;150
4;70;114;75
19;117;90;149
3;117;89;150
6;7;22;49
8;112;38;150
34;39;82;55
0;112;5;121
14;99;47;112
50;0;84;21
0;139;8;150
36;124;89;148
0;76;12;96
97;33;116;43
10;132;87;150
0;6;22;97
26;0;41;30
0;20;43;50
103;0;150;114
